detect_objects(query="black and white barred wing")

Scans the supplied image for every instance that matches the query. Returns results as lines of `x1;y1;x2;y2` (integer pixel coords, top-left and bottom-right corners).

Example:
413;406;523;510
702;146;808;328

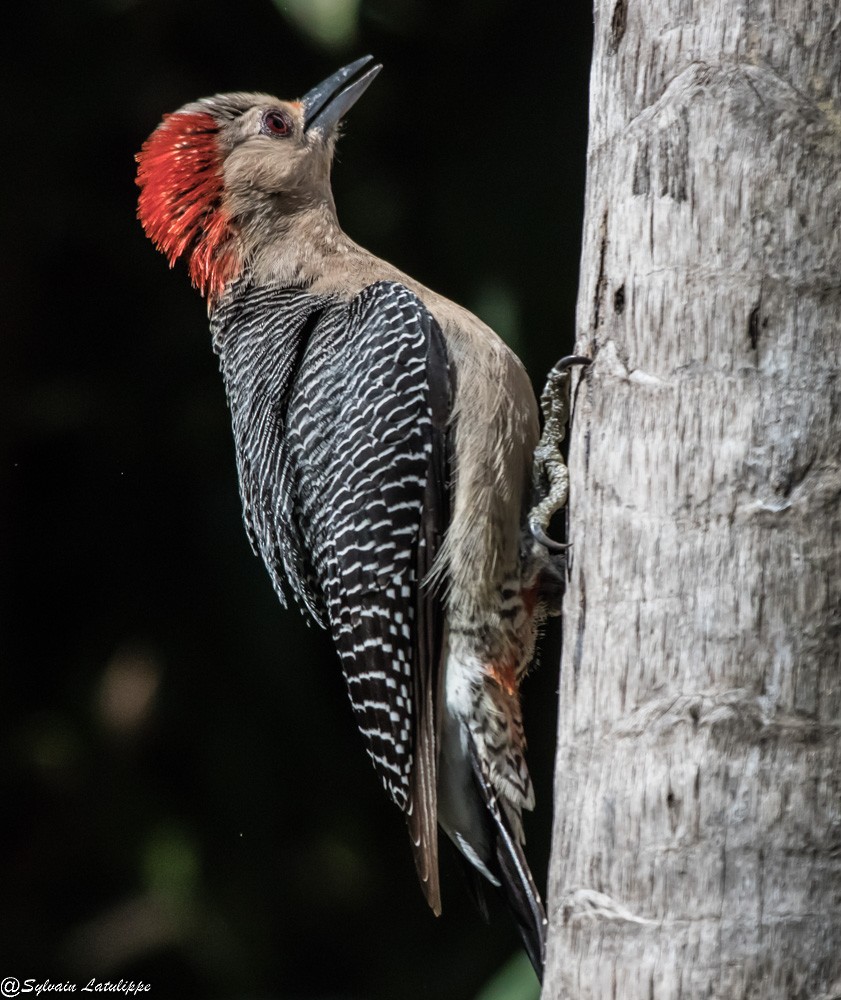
214;279;451;908
281;279;449;792
211;282;334;620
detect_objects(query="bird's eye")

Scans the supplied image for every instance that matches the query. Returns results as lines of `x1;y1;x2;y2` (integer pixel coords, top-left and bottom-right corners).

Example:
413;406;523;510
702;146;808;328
261;110;292;137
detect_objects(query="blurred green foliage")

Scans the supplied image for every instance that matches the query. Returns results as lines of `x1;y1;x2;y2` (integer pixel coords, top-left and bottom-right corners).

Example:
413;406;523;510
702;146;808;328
473;953;541;1000
277;0;364;49
1;0;591;996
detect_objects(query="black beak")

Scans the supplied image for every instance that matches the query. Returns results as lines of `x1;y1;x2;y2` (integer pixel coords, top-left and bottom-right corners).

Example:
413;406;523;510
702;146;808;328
302;55;382;134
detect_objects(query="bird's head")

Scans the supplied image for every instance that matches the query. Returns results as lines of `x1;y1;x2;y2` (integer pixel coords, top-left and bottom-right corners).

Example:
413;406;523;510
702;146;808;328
136;56;381;301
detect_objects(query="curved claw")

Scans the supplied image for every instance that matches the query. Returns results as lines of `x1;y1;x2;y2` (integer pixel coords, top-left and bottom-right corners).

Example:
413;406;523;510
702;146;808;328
530;521;572;552
550;354;592;374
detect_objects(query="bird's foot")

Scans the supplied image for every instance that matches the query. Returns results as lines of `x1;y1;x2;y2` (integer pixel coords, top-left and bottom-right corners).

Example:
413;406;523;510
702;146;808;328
528;355;590;550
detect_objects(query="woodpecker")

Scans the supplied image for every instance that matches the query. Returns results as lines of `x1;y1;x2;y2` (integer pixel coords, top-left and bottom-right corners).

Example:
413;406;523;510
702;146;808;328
136;56;575;975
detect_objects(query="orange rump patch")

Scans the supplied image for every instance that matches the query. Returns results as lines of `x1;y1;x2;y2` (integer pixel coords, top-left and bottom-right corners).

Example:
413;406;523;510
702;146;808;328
485;660;518;698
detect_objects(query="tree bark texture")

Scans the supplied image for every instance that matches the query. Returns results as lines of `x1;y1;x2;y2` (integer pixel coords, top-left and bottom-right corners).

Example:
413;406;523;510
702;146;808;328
544;2;841;997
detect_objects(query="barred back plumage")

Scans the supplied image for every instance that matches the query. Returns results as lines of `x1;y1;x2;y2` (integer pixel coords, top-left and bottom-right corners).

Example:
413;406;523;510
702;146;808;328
212;280;451;813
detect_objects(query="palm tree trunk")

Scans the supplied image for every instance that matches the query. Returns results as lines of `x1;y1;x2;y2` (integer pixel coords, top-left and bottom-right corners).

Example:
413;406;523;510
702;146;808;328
543;1;841;996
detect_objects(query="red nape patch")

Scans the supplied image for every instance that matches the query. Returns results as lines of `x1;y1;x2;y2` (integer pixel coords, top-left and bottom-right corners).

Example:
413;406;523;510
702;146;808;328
136;111;240;301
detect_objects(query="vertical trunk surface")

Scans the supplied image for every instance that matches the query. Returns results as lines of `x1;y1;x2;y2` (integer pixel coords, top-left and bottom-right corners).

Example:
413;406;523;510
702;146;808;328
544;1;841;997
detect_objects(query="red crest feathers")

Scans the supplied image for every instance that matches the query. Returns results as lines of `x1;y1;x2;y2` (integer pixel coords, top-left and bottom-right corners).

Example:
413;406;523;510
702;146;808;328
136;111;240;301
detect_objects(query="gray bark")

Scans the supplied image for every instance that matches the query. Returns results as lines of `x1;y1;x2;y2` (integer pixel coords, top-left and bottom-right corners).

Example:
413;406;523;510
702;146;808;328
543;1;841;997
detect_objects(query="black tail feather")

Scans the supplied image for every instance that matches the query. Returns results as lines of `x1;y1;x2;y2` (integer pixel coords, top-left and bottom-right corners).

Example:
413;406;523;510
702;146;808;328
493;812;547;978
467;736;547;980
456;855;492;924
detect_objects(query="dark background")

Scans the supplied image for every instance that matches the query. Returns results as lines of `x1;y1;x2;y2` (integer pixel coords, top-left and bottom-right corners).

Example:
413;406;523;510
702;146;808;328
1;1;592;997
